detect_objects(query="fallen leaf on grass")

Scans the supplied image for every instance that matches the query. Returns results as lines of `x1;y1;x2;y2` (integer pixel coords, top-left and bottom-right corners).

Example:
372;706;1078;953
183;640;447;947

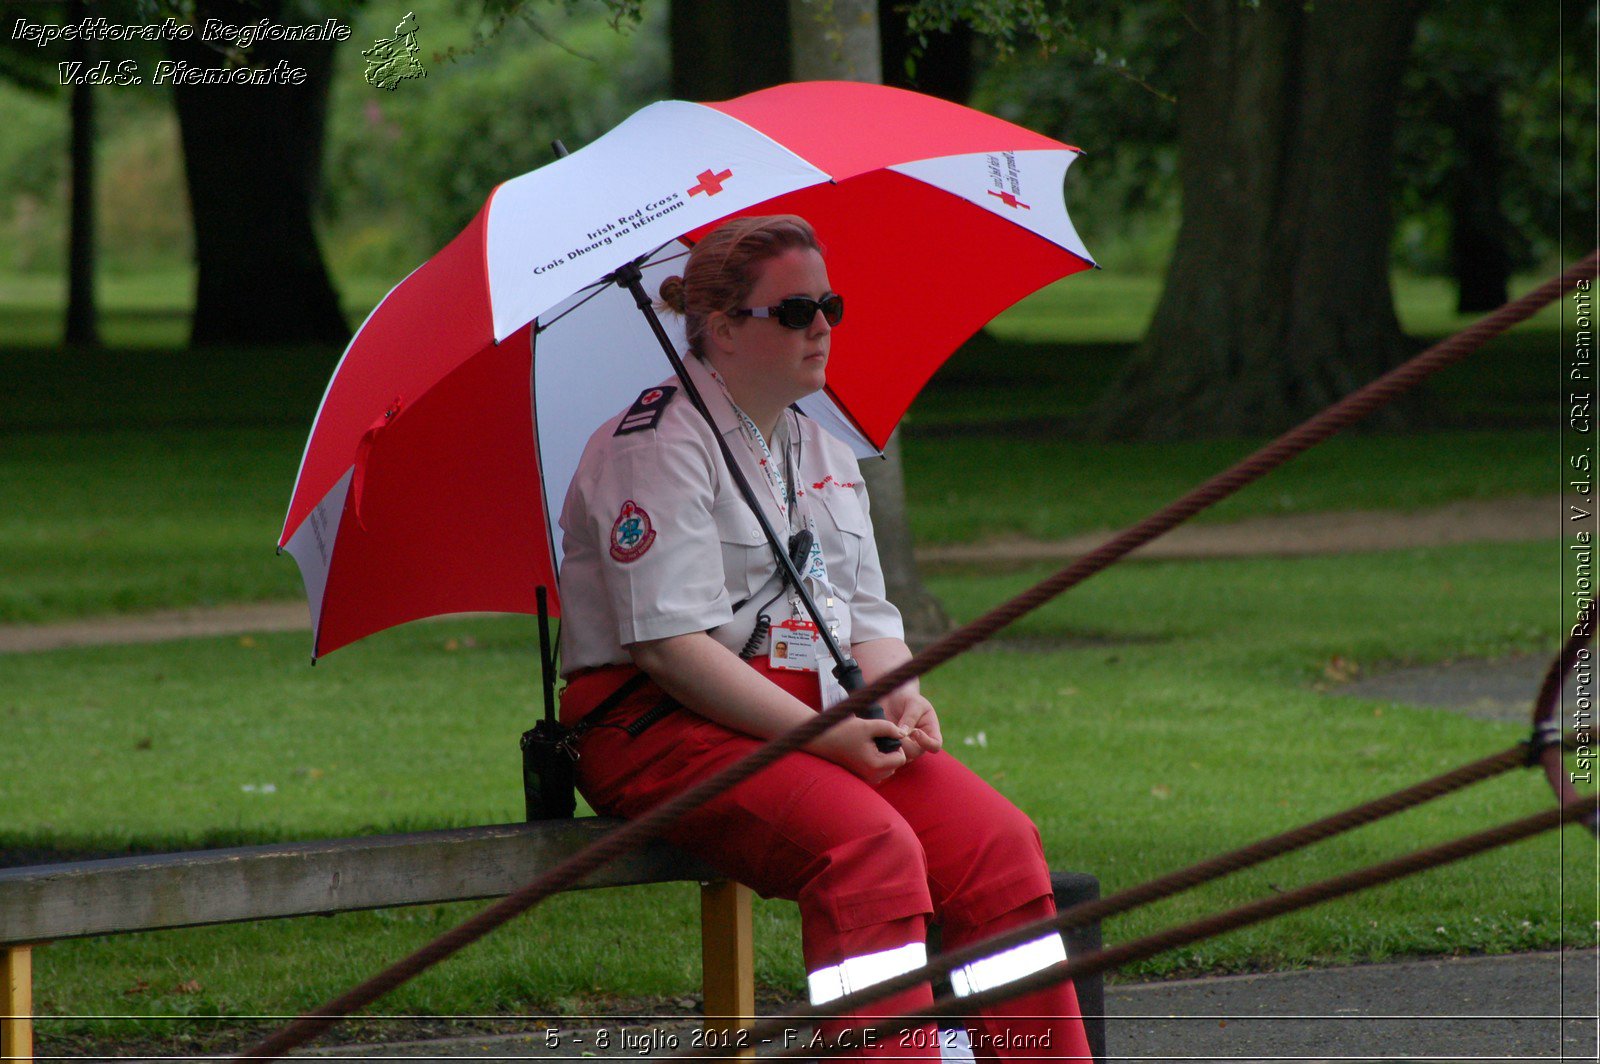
1323;656;1359;682
123;980;149;997
174;980;202;994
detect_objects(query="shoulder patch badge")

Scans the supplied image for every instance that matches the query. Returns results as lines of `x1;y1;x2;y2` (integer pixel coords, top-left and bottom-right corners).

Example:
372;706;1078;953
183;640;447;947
609;500;657;563
614;385;677;436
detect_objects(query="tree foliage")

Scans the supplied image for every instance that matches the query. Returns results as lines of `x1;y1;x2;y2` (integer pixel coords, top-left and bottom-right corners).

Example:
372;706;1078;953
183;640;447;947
968;1;1183;265
1396;0;1598;276
320;1;666;260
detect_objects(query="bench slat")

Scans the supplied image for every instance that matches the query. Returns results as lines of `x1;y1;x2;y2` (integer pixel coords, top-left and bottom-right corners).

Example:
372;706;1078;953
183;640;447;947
0;819;718;945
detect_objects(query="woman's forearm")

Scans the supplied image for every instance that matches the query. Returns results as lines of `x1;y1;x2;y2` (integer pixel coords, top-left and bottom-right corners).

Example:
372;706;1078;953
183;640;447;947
627;632;818;739
850;637;920;695
628;631;911;781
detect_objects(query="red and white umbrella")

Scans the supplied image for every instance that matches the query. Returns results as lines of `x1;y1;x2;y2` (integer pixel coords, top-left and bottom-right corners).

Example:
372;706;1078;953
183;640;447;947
279;81;1095;659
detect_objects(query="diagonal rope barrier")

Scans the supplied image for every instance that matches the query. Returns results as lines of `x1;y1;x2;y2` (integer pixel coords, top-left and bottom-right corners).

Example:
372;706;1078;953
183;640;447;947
682;743;1536;1056
691;614;1599;1056
776;795;1597;1061
1534;602;1597;831
237;252;1600;1060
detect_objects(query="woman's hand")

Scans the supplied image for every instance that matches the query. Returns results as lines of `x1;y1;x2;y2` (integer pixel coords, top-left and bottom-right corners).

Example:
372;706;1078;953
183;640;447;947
851;637;944;761
807;716;908;783
880;689;943;761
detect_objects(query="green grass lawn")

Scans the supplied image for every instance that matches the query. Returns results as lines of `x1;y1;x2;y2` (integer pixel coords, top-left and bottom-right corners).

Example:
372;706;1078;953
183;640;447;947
0;423;1554;624
0;265;1585;1051
0;270;393;349
984;267;1569;345
0;262;1567;356
905;427;1551;545
5;541;1591;1047
0;273;1560;625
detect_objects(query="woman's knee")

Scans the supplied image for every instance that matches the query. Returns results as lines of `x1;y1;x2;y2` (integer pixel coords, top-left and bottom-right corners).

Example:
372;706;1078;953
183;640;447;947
985;803;1048;868
935;804;1054;929
817;803;930;890
797;806;934;938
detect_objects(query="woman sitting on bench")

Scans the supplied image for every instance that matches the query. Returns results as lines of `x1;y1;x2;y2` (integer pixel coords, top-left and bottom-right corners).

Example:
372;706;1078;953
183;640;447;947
557;214;1091;1062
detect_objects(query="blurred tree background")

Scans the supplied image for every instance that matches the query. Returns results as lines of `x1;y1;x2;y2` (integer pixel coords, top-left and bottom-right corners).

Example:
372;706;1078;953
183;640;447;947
0;0;1593;421
0;0;670;291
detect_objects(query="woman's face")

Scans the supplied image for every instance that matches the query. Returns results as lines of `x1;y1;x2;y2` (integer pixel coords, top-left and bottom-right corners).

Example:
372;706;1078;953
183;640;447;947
710;246;834;414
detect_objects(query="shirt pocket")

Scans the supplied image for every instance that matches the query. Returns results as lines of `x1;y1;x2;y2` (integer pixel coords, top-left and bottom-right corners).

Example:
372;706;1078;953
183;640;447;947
813;487;867;587
712;496;771;603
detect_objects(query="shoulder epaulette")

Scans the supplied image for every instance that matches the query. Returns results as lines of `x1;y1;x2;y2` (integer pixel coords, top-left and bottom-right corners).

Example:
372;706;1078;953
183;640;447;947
614;385;678;436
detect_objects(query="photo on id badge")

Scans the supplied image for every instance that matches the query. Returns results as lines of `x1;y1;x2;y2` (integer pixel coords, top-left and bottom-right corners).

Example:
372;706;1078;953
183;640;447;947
770;618;819;671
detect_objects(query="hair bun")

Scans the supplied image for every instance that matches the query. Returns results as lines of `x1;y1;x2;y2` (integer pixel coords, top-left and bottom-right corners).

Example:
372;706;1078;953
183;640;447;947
657;275;688;315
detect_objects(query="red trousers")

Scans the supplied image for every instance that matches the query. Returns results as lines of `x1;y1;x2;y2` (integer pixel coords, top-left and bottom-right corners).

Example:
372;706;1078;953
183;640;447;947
563;662;1092;1062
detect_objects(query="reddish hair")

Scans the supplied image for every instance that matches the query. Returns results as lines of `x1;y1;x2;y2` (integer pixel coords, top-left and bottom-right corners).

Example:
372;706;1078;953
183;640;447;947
658;215;825;358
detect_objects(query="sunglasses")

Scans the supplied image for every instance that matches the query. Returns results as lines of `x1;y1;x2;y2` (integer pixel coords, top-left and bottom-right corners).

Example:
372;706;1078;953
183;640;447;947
728;294;844;329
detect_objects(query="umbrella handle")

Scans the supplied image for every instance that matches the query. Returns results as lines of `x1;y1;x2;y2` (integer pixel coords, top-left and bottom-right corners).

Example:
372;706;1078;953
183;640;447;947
833;659;901;754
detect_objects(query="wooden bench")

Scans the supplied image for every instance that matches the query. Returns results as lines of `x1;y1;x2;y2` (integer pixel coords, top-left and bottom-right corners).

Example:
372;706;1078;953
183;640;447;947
0;818;751;1062
1;824;1105;1063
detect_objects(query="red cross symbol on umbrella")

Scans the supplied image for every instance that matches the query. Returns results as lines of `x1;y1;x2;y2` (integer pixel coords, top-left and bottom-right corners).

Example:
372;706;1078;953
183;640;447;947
279;82;1096;660
688;167;733;196
987;188;1030;210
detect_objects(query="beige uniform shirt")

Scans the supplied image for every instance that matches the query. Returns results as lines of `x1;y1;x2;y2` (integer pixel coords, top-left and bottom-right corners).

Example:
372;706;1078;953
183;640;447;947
558;354;904;675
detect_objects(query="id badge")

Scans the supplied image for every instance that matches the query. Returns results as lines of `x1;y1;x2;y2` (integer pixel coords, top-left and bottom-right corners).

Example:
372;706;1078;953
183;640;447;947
769;619;819;671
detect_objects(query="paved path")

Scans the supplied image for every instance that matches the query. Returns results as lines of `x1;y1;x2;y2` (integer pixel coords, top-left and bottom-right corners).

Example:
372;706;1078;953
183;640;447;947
1331;652;1577;722
1102;949;1597;1063
0;496;1554;655
74;951;1600;1061
256;950;1594;1061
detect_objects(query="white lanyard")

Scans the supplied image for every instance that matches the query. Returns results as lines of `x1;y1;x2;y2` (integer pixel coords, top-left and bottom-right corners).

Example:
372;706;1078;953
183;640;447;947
705;367;840;646
713;373;796;527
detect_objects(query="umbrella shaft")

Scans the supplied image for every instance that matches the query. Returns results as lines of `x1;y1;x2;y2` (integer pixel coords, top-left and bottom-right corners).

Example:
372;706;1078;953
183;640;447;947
607;260;897;750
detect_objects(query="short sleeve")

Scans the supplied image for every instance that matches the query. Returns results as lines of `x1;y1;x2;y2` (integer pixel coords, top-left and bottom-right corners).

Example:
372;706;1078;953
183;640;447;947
582;432;734;645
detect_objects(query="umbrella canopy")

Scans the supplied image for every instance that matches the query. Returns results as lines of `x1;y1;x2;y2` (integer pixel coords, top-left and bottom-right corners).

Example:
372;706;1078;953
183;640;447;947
280;81;1095;658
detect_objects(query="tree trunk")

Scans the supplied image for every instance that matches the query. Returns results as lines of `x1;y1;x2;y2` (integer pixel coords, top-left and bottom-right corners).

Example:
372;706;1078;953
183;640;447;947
1099;0;1428;439
1446;83;1511;313
64;0;98;347
169;0;346;348
670;0;790;101
790;0;950;643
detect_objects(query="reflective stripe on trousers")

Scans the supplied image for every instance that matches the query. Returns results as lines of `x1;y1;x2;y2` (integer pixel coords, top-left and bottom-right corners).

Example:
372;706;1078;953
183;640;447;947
949;932;1069;997
809;941;930;1005
808;930;1070;1062
938;932;1068;1063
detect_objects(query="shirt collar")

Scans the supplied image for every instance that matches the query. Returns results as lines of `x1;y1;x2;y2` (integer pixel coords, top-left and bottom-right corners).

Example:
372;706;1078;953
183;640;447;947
678;353;743;438
678;353;802;450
